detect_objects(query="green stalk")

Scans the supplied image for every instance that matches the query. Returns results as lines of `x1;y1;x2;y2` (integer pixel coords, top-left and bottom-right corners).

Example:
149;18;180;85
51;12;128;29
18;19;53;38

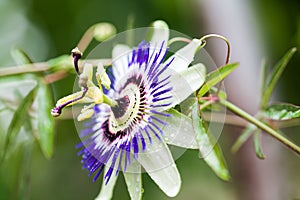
0;59;111;78
103;94;117;107
220;99;300;155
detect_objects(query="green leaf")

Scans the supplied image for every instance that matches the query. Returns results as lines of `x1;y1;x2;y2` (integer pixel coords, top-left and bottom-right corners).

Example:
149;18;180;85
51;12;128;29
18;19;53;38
11;47;33;65
260;58;268;106
261;48;297;107
263;103;300;121
36;81;55;159
197;62;239;98
231;124;256;153
1;83;37;162
253;130;265;159
16;141;33;199
191;101;230;181
47;55;73;72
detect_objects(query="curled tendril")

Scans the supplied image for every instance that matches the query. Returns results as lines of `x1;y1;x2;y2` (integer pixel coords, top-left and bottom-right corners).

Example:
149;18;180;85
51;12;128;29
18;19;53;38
199;34;231;65
198;34;231;97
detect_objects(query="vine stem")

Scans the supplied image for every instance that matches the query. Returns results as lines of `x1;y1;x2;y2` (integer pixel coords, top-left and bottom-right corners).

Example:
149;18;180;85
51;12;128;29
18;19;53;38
220;99;300;156
167;37;192;46
0;59;112;77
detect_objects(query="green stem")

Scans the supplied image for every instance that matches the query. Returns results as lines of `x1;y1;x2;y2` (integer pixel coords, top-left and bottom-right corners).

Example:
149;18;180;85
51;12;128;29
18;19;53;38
0;59;111;77
220;99;300;156
77;25;97;53
167;37;192;46
0;62;49;76
103;95;117;107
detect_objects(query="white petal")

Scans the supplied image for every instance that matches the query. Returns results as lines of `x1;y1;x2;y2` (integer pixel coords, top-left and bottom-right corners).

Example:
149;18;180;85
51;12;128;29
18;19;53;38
149;20;169;49
156;63;206;111
154;109;198;149
146;20;169;70
137;139;181;197
166;39;202;73
94;166;118;200
112;44;131;79
123;159;142;200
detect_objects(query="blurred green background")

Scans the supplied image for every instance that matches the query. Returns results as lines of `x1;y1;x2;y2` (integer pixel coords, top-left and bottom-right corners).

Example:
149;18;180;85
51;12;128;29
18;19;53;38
0;0;300;199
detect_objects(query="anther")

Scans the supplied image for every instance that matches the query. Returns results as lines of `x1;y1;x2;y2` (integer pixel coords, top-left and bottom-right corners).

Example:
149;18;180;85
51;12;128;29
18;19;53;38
50;87;88;117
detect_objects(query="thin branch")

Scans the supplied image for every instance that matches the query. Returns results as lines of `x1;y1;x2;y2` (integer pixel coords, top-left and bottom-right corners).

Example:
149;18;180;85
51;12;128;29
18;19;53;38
202;112;248;127
0;62;49;76
220;99;300;156
0;59;112;77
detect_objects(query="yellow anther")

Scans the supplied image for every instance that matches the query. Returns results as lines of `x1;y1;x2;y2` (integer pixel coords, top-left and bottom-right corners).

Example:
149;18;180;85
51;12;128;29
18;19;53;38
56;91;94;107
56;91;84;107
77;108;94;121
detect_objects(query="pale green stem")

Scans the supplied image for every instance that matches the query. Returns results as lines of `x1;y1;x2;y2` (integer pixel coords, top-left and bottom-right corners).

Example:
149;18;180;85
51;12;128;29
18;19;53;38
167;37;192;46
0;62;49;76
199;100;214;111
0;59;112;77
220;99;300;156
77;25;97;53
103;95;117;107
199;96;219;111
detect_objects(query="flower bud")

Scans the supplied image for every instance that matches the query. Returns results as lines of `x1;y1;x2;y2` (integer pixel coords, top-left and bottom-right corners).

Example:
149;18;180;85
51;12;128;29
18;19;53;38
93;23;116;42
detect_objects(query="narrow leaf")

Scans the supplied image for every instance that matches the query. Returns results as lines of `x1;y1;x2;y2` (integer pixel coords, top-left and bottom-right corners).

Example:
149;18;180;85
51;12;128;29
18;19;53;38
197;62;239;98
263;103;300;121
231;124;256;153
37;81;55;158
260;58;268;103
17;142;33;200
1;84;37;161
11;47;33;65
253;130;265;159
191;101;230;181
261;48;297;107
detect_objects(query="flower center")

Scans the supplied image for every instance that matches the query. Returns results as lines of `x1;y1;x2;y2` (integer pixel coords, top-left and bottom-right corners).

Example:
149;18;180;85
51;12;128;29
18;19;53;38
108;74;148;135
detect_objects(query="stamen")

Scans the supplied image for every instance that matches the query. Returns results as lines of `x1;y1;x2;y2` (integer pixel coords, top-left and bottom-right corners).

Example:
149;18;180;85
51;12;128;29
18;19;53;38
51;49;95;117
51;86;88;117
